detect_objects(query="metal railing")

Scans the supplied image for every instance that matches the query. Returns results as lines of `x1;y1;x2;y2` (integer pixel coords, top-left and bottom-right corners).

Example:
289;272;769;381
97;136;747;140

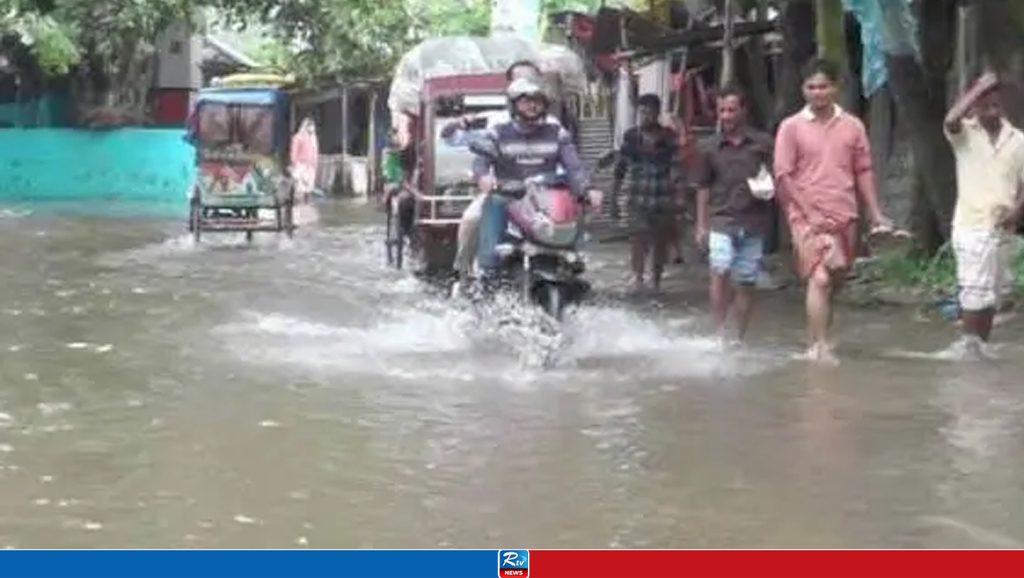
414;187;477;226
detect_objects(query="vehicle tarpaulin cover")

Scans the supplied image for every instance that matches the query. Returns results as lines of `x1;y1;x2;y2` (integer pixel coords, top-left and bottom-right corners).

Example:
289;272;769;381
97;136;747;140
387;35;588;116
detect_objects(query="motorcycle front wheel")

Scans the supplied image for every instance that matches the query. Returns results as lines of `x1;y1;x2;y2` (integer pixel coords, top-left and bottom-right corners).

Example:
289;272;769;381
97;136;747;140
535;282;565;322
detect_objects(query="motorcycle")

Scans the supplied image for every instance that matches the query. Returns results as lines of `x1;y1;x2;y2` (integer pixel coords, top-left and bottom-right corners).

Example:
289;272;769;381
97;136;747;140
466;137;597;321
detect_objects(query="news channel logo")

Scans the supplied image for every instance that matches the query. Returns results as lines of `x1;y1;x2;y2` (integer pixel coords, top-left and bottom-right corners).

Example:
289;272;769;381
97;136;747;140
498;549;529;578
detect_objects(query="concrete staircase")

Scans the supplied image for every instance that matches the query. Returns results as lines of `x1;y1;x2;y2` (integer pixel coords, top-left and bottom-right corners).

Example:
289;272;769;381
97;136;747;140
576;116;627;241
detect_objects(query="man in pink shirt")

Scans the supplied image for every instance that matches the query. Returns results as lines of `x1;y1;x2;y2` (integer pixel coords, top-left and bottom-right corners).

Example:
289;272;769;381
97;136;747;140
773;58;892;362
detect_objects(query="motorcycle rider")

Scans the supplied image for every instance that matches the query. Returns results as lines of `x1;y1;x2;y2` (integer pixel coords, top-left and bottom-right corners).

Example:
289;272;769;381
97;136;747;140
452;64;566;286
471;76;601;288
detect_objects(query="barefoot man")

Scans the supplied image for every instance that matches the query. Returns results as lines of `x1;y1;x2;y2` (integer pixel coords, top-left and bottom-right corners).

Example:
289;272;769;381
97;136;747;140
612;94;680;292
693;86;775;343
944;71;1024;352
773;59;892;361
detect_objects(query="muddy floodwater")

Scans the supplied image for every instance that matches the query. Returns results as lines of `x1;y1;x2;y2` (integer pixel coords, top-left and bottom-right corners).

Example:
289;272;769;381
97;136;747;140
1;200;1023;549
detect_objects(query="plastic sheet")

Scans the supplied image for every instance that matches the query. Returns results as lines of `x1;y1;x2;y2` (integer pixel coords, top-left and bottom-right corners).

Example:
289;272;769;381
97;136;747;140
387;36;588;116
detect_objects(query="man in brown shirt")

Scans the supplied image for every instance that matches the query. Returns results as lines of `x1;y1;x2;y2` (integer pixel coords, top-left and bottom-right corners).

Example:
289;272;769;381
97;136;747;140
692;86;775;342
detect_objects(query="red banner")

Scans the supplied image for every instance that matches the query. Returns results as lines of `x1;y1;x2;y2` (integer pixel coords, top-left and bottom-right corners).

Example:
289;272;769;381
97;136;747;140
529;550;1024;578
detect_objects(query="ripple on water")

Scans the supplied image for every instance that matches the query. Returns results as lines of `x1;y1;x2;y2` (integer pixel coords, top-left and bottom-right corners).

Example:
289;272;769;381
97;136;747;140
93;225;412;301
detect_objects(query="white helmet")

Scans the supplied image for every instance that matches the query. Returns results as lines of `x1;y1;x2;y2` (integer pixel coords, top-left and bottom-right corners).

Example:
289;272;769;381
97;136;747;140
506;77;549;122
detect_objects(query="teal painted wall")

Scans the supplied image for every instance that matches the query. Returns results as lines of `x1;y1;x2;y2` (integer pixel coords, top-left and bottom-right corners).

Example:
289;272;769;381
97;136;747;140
0;94;68;127
0;129;194;206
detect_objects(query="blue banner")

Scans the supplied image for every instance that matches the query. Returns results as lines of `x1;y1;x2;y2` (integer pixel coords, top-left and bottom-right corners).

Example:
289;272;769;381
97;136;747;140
0;550;505;578
841;0;888;96
841;0;920;97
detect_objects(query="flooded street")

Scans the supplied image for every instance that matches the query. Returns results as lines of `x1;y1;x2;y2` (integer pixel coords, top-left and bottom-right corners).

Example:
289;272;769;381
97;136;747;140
1;200;1023;549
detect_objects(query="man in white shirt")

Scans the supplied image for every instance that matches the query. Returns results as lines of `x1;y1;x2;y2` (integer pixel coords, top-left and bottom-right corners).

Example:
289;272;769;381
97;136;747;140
944;71;1024;352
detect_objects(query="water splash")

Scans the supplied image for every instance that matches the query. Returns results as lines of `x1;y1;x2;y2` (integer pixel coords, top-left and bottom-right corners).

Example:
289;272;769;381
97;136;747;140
885;336;1002;362
213;294;782;383
91;218;786;383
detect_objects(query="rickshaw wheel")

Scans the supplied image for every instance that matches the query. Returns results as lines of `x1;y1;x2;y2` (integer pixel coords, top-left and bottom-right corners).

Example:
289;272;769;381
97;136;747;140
384;191;409;270
420;228;457;278
388;199;406;270
189;197;201;242
284;189;296;239
384;198;395;267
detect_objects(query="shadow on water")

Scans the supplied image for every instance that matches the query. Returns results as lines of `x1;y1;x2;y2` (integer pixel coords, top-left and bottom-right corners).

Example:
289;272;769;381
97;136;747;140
2;200;1024;548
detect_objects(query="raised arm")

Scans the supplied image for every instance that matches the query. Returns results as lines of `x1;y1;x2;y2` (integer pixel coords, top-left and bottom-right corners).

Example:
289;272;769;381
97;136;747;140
946;72;998;138
440;118;464;140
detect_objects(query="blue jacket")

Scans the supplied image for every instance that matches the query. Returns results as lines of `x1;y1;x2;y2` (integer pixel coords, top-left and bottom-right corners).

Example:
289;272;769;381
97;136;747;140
472;120;588;198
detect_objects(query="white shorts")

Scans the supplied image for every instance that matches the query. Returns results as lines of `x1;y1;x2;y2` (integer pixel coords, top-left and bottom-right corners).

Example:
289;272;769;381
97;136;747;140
952;227;1015;311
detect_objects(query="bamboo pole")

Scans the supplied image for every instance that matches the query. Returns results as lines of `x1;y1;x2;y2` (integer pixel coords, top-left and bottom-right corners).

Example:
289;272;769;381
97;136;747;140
719;0;736;88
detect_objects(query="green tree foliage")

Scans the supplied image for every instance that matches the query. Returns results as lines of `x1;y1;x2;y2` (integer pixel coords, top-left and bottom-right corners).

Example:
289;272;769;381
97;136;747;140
3;0;606;119
1;0;79;74
213;0;492;80
6;0;605;85
215;0;604;81
3;0;196;124
65;0;196;125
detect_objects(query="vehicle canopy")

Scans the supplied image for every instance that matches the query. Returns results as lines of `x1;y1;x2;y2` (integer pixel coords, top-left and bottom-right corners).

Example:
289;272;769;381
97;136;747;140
388;35;588;117
210;73;296;88
188;86;290;157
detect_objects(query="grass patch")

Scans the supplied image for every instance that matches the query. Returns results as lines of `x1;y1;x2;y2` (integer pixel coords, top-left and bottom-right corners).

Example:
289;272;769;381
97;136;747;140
856;239;1024;297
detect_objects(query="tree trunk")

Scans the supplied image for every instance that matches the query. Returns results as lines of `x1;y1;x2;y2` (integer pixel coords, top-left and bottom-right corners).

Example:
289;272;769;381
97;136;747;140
866;87;894;187
814;0;858;110
908;162;944;257
73;37;155;128
865;85;904;230
774;0;815;128
879;0;958;252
